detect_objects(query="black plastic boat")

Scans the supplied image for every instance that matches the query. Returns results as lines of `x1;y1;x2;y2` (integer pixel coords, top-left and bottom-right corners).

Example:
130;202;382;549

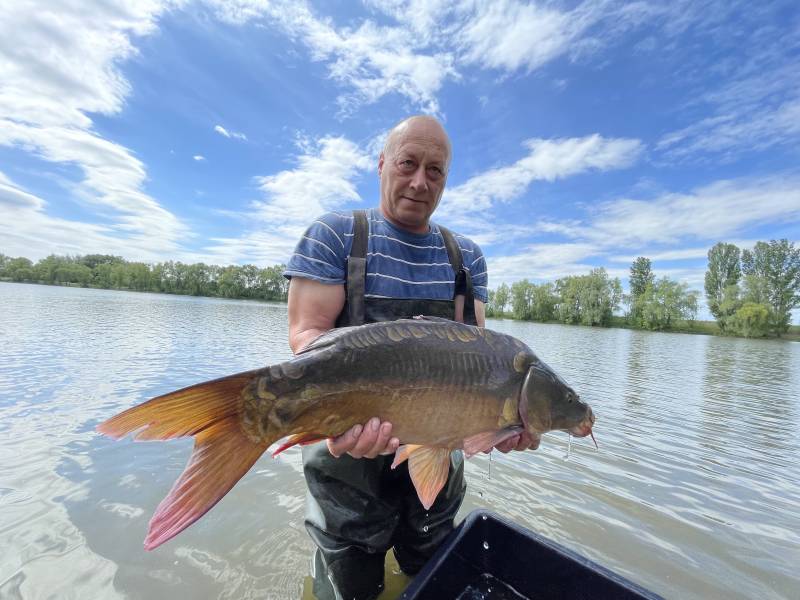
401;510;662;599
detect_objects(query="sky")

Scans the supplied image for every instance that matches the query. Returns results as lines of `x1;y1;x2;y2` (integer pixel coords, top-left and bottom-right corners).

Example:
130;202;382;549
1;0;799;318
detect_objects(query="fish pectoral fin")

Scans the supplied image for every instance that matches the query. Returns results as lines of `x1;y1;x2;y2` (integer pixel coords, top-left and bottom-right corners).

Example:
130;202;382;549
272;432;328;456
391;444;423;469
462;426;525;458
407;446;452;510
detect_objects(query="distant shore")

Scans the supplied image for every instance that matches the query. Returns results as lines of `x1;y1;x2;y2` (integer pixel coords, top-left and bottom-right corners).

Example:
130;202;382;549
5;279;798;342
488;312;799;342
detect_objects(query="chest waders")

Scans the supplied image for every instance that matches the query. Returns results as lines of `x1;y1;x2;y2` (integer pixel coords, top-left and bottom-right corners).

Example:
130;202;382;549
303;210;478;600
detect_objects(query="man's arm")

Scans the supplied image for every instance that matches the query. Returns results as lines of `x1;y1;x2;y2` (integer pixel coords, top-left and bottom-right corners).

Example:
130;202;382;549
287;277;399;458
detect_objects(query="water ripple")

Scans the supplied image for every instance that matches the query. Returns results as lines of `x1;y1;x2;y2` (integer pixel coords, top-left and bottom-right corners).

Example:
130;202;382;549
1;284;799;599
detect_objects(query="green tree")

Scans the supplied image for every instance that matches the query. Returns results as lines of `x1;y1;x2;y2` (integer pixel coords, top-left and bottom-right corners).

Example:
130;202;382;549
728;302;771;338
510;280;534;320
742;239;800;336
555;269;621;326
7;257;34;281
493;283;510;315
705;242;741;328
529;282;557;322
638;278;697;330
628;257;654;321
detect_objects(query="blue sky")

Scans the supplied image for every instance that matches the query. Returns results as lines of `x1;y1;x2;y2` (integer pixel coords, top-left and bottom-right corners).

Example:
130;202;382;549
1;0;799;316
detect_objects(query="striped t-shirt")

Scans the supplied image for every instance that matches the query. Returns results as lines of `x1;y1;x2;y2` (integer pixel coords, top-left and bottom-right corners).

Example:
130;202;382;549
284;208;488;303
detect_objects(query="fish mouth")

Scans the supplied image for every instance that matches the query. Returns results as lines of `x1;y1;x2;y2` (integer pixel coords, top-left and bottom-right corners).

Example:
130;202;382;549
568;414;597;448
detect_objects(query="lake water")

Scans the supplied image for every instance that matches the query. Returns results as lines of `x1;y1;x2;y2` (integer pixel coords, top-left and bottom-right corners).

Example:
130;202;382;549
1;282;798;599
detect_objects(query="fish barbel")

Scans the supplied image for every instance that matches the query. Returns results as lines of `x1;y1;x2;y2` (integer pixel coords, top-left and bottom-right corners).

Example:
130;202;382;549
98;317;595;550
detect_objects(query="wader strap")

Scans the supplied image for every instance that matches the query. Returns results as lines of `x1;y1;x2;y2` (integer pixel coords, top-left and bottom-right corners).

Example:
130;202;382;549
439;225;476;324
345;210;368;326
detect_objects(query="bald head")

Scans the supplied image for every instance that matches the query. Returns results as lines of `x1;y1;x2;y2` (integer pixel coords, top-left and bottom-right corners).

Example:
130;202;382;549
383;115;452;172
377;115;451;234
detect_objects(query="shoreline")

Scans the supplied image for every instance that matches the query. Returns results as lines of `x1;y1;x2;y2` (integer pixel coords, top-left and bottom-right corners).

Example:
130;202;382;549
3;279;798;342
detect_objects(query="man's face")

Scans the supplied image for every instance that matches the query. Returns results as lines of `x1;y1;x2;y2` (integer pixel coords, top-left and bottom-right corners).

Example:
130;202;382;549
378;120;449;234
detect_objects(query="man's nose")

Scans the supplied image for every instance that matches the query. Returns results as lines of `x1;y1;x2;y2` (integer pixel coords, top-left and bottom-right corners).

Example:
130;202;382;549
409;166;428;191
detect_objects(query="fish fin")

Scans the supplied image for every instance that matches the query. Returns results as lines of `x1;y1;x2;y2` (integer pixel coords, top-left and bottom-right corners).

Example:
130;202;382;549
97;370;260;441
407;446;452;510
272;432;328;456
391;444;423;469
96;369;273;550
145;417;269;550
409;315;455;323
462;426;524;458
296;326;361;354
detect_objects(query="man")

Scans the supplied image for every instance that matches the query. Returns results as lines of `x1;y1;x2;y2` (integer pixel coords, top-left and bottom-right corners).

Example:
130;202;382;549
284;115;537;600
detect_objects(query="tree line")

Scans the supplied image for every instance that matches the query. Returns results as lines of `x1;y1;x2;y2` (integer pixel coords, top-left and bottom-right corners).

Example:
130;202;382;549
0;253;289;302
486;265;698;331
704;239;799;338
486;238;799;338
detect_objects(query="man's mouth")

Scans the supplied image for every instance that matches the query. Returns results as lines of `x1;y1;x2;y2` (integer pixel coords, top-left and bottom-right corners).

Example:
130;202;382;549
401;196;425;204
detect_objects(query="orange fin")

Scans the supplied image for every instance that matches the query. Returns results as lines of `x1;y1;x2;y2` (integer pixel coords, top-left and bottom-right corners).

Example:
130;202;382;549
407;446;452;510
97;370;260;441
96;369;275;550
145;418;269;550
272;433;328;456
391;444;423;469
462;426;524;458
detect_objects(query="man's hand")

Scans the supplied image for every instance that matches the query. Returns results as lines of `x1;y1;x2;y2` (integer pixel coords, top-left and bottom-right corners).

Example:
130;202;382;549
327;418;400;459
488;430;540;454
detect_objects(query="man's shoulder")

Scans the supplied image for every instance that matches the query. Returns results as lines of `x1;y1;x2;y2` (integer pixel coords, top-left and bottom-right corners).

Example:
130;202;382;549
309;211;356;239
432;222;483;256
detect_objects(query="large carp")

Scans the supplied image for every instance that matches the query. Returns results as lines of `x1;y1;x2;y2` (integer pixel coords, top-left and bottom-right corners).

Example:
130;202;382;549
98;317;595;550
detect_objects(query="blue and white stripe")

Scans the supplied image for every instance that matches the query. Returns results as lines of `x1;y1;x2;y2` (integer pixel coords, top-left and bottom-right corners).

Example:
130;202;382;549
284;208;489;302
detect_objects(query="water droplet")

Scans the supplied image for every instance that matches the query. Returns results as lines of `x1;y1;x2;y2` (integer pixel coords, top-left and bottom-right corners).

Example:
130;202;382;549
483;541;489;550
482;515;487;521
423;525;429;532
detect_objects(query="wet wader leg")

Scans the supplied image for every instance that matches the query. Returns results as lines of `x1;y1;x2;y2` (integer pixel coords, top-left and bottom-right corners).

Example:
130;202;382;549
391;452;466;575
303;442;398;600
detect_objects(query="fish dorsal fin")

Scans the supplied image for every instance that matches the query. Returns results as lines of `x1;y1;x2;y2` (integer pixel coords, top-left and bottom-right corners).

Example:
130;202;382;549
462;426;525;458
410;315;456;324
393;446;452;510
296;325;362;354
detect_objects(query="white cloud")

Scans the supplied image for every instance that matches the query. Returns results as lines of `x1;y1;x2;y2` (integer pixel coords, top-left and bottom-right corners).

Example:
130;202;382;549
585;177;800;247
206;0;458;114
456;0;602;73
441;135;643;217
193;155;206;161
254;136;371;224
214;124;247;140
488;242;603;284
0;1;189;258
204;135;372;265
655;17;800;161
0;172;184;262
481;175;800;295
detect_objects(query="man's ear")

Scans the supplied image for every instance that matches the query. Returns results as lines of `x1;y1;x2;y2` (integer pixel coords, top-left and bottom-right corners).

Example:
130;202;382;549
378;152;385;177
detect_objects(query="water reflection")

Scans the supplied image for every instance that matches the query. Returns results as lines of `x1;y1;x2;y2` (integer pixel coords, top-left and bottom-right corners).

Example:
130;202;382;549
1;284;799;599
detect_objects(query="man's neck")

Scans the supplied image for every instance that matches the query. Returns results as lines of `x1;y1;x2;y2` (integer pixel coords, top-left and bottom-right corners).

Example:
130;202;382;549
377;206;431;235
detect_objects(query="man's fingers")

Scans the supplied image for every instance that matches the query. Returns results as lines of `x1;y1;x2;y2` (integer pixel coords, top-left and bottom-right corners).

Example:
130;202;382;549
379;437;400;456
327;424;363;458
363;421;394;458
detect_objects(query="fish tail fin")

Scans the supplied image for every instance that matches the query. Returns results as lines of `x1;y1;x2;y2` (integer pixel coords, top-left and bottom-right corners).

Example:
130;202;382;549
96;370;271;550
